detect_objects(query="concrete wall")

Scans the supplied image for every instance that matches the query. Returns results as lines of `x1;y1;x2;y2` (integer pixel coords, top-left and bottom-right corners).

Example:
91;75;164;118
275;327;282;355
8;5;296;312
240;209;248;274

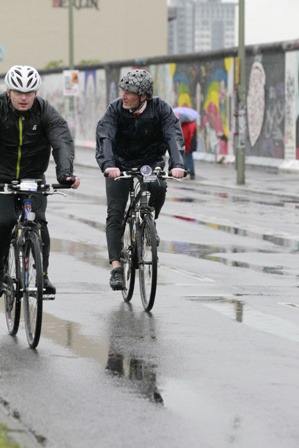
2;39;299;168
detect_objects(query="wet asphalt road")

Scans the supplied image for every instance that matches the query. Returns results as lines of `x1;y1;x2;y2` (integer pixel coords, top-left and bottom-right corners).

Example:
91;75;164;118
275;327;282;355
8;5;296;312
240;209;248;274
1;162;299;447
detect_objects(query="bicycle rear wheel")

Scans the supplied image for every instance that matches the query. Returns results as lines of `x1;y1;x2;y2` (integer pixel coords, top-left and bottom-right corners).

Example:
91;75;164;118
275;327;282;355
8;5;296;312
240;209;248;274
121;215;136;302
23;232;43;349
139;215;158;311
4;238;21;336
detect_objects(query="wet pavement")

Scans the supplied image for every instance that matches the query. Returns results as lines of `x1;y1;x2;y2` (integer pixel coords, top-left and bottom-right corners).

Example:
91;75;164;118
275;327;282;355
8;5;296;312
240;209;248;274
2;147;299;447
74;146;299;200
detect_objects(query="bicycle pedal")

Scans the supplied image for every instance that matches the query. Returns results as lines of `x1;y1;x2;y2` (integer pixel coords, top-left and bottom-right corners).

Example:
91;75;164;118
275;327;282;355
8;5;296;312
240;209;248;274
43;294;56;301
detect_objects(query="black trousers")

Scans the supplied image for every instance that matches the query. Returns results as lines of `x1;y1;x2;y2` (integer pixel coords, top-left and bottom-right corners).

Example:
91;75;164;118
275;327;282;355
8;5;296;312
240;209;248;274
105;177;167;263
0;193;49;273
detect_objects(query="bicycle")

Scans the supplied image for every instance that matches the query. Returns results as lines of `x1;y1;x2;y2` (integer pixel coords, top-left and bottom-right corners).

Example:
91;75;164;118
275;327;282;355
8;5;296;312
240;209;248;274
110;165;180;312
0;179;71;349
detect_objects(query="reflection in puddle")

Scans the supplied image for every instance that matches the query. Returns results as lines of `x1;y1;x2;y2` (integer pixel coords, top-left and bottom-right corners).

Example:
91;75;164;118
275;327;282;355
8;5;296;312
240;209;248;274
169;197;196;203
162;241;274;257
188;296;245;322
203;255;284;275
172;184;293;207
188;296;299;342
51;235;285;276
0;301;164;405
105;304;164;404
51;238;108;269
172;215;299;251
160;241;284;275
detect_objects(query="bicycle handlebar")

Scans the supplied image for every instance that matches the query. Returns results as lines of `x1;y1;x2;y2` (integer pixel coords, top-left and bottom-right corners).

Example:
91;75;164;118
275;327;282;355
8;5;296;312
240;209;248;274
104;167;187;181
0;181;72;195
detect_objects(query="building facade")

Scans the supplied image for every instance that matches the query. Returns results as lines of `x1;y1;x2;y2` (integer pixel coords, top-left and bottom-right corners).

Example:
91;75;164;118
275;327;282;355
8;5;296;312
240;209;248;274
168;0;236;54
0;0;167;73
168;0;195;54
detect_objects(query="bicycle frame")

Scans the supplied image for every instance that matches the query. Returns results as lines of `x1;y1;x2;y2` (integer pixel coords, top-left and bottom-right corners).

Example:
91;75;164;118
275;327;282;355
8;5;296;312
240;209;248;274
107;165;183;311
126;173;155;262
0;179;71;348
117;167;166;310
14;195;41;292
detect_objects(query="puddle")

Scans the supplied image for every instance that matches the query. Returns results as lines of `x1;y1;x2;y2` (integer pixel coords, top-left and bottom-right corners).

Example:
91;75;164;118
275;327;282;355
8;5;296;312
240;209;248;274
51;238;108;269
0;300;164;404
169;197;197;203
187;296;299;342
203;255;284;275
51;235;286;277
172;215;299;251
172;185;290;207
160;241;285;274
161;241;274;257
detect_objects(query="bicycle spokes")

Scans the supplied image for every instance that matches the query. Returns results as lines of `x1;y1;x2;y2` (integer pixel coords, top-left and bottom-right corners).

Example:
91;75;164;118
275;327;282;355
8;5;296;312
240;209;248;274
4;241;21;336
139;217;157;311
121;218;136;302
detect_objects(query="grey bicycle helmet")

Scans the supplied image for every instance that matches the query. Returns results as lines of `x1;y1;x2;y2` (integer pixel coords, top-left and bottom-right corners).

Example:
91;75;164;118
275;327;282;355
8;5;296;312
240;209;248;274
119;69;153;99
5;65;41;92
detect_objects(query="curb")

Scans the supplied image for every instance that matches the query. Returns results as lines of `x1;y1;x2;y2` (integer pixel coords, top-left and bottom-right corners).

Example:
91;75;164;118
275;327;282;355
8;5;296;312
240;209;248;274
0;402;42;448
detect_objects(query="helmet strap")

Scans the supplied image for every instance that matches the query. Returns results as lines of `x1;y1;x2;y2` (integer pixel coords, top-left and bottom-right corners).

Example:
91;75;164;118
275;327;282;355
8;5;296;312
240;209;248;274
130;97;147;114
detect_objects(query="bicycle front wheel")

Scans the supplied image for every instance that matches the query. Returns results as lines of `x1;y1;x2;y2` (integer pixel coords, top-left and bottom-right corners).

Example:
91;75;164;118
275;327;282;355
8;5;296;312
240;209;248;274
4;238;21;336
121;215;136;302
23;232;43;349
139;215;158;311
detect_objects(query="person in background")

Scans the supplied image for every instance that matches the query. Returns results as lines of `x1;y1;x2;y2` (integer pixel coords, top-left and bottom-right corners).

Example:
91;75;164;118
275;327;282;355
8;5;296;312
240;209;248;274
95;69;185;291
181;120;197;180
0;65;80;295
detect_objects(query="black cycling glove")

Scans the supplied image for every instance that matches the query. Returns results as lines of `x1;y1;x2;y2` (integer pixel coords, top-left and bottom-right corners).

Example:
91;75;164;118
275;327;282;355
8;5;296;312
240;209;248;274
57;175;76;185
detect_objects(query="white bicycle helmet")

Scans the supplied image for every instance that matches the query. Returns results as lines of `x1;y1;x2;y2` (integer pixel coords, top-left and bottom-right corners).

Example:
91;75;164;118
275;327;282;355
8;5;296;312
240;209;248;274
5;65;41;92
119;69;153;99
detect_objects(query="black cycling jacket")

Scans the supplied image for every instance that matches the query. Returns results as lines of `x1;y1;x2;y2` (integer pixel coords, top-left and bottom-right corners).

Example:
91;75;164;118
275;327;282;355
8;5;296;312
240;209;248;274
0;92;74;182
95;97;185;172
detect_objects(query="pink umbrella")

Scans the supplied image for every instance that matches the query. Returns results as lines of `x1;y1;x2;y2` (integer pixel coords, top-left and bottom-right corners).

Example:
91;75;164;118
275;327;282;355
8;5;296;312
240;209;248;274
173;106;200;123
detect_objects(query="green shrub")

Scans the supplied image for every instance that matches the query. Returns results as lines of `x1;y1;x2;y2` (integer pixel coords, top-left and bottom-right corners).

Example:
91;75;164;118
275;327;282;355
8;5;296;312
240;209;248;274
0;424;19;448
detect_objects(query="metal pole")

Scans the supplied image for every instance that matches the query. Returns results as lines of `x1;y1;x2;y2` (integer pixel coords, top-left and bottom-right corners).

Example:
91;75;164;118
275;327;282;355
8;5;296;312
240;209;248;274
67;0;75;140
68;0;74;69
236;0;246;185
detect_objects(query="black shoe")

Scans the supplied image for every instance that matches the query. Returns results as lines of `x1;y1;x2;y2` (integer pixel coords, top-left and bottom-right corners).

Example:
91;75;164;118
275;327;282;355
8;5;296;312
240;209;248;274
109;267;125;291
43;275;56;295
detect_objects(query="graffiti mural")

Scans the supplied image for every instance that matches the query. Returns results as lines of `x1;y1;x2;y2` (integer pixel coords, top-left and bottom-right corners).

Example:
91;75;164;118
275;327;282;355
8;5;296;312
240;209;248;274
295;52;299;160
39;70;106;146
284;52;296;159
247;60;266;148
201;62;230;155
156;59;234;157
19;43;299;163
150;63;175;105
247;53;285;158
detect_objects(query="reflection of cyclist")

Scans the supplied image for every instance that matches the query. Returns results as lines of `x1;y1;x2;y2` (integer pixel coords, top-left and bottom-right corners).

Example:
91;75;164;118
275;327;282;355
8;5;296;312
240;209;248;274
96;69;185;290
105;304;163;404
106;351;163;404
0;65;80;295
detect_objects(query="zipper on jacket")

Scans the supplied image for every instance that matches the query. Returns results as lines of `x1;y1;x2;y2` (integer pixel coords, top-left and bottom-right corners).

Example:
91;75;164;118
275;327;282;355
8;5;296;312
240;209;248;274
16;116;23;179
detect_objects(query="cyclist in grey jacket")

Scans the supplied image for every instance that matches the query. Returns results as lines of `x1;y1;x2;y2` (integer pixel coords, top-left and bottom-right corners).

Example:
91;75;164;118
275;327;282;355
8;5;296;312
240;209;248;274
96;69;185;291
0;65;80;295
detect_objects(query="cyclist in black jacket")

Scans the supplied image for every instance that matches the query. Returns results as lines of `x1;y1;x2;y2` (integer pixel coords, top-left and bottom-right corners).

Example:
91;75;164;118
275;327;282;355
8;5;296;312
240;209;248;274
96;69;185;291
0;65;80;295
